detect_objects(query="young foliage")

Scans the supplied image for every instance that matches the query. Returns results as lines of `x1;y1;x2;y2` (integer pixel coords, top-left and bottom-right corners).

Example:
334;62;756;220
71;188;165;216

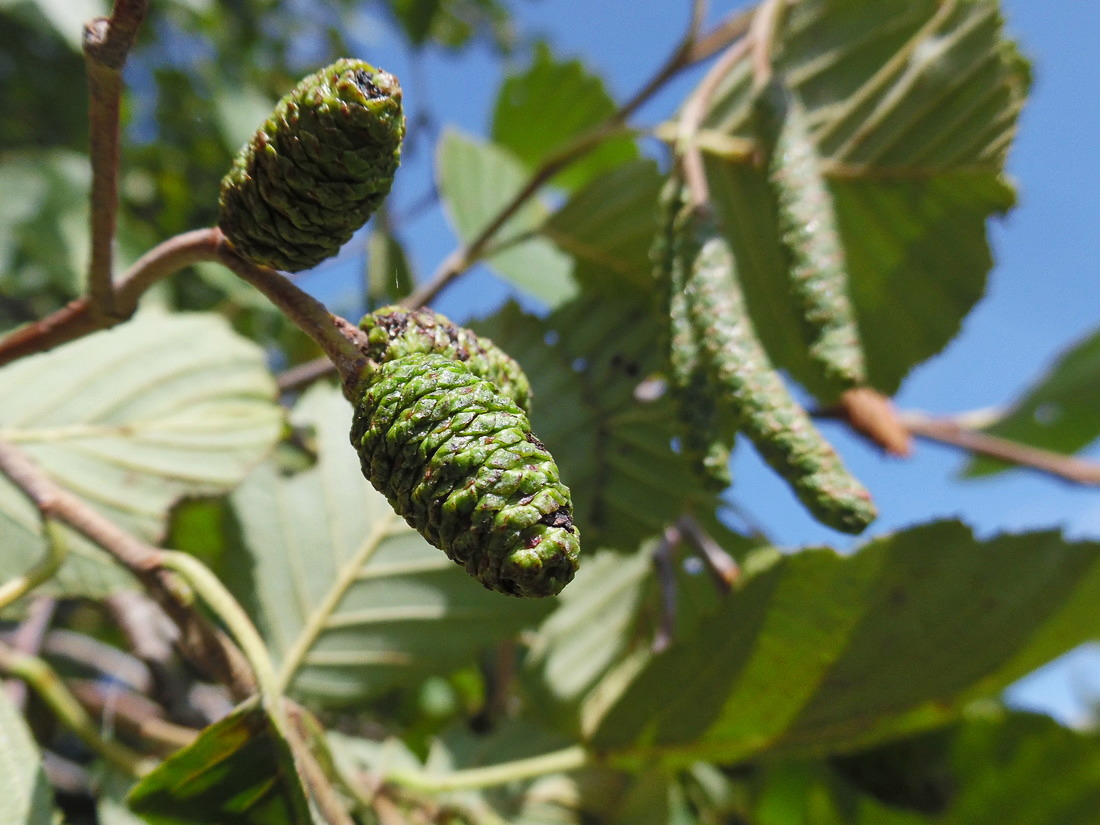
492;43;639;191
965;324;1100;475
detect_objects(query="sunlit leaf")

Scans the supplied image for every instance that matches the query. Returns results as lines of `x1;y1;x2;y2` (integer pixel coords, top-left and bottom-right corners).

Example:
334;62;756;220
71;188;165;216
492;43;638;192
542;160;664;294
696;0;1029;397
225;383;552;707
436;130;576;307
590;521;1100;765
0;311;283;599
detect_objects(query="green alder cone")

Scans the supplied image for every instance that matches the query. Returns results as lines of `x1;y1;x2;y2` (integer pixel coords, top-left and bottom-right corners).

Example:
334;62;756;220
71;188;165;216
359;306;532;412
219;59;405;272
678;201;876;534
351;353;579;598
654;182;734;489
758;80;867;394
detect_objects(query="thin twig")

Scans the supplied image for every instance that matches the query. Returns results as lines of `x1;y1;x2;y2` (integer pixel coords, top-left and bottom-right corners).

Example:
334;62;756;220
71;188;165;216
748;0;787;90
0;228;220;367
82;0;149;317
68;678;199;754
676;514;740;590
0;438;257;699
652;525;682;653
0;640;157;776
897;410;1100;486
405;4;750;310
677;36;753;207
214;231;371;398
3;596;56;709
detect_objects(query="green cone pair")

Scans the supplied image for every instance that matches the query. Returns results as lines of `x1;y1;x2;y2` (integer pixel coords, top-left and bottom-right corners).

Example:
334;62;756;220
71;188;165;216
351;310;579;598
219;59;405;272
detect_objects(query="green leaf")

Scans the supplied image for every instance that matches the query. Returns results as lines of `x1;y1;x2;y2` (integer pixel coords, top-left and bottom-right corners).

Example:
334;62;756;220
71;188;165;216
542;160;665;294
523;520;754;737
474;297;717;552
697;0;1028;396
589;521;1100;765
0;687;53;825
225;383;552;707
747;713;1100;825
0;311;283;599
965;326;1100;476
127;698;313;825
491;43;638;192
436;130;576;307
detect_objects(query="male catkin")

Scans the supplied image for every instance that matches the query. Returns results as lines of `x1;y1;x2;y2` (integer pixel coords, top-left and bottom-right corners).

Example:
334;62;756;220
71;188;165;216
219;59;405;272
759;80;867;393
351;353;579;598
675;197;876;534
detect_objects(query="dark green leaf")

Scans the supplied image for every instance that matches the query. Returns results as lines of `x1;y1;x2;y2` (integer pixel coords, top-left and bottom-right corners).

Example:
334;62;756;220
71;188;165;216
590;521;1100;765
966;326;1100;476
127;699;312;825
474;297;718;552
492;43;638;191
696;0;1028;396
542;160;664;294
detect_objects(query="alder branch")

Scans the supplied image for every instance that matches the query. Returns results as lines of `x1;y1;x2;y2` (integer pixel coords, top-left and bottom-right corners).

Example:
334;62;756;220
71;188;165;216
897;410;1100;486
404;5;754;311
0;228;220;367
82;0;149;316
0;438;257;700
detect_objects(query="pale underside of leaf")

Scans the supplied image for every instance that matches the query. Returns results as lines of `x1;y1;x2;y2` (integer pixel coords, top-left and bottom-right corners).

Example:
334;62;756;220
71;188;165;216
0;311;283;601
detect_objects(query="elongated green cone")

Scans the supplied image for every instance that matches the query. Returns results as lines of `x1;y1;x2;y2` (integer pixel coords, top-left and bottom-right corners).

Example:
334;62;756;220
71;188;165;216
351;353;579;598
359;306;532;412
219;59;405;272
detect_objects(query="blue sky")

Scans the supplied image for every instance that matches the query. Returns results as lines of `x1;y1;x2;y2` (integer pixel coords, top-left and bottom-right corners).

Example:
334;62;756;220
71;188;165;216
301;1;1100;724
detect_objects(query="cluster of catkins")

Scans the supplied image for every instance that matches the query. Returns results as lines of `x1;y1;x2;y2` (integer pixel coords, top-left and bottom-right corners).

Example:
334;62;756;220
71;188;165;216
656;78;877;534
218;60;579;597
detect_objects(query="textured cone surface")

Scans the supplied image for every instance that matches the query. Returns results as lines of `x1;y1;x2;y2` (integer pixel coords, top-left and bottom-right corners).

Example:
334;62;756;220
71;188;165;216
351;353;579;597
678;201;876;534
359;306;531;412
759;80;867;393
219;59;405;272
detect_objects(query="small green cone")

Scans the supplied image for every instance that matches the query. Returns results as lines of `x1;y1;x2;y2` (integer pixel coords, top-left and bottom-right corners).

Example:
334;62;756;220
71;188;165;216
351;353;579;598
219;59;405;272
359;306;532;412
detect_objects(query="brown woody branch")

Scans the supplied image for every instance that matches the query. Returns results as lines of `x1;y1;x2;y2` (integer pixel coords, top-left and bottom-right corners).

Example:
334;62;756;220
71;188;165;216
898;410;1100;486
82;0;149;317
0;228;220;367
0;439;256;700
